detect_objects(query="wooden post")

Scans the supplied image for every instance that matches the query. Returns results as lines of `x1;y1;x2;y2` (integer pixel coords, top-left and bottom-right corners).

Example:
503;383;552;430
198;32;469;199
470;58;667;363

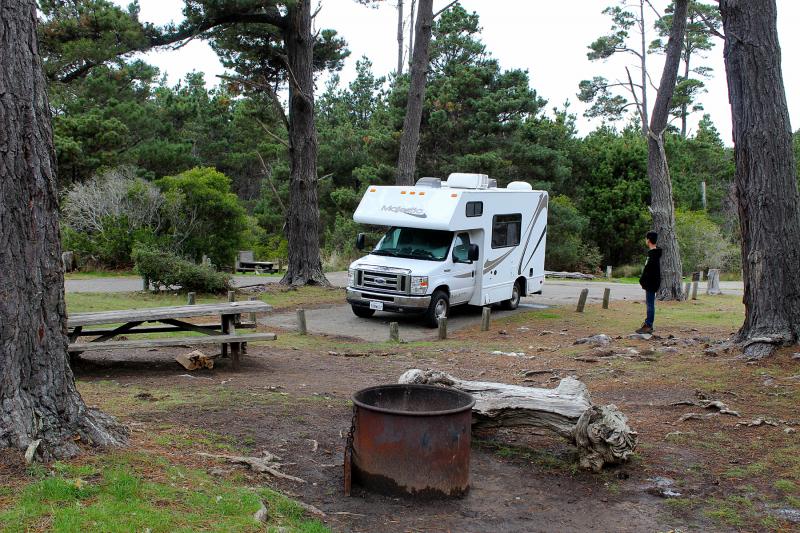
691;281;699;300
389;322;400;342
576;288;589;312
437;317;447;340
142;277;149;292
249;296;258;324
480;307;491;331
683;282;691;301
605;265;612;279
228;290;236;303
602;288;610;309
701;180;707;210
297;309;307;335
187;292;196;305
707;268;722;295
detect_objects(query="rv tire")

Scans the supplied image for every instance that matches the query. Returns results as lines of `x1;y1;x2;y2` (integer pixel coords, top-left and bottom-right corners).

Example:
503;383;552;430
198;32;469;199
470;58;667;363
424;290;449;328
501;280;522;310
351;305;376;318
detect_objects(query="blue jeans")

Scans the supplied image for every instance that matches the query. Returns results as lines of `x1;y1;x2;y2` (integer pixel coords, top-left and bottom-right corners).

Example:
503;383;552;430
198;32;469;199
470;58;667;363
645;290;656;327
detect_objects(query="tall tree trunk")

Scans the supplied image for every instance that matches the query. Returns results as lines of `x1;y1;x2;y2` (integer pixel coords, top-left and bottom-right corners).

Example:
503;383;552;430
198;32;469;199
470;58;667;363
720;0;800;358
647;0;688;301
281;0;329;286
396;0;404;75
407;0;416;72
396;0;433;186
0;0;127;460
638;0;649;137
680;43;691;138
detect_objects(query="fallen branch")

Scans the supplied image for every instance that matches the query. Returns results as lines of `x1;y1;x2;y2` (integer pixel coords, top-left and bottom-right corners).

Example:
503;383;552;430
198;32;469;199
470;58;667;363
398;369;637;471
197;452;305;483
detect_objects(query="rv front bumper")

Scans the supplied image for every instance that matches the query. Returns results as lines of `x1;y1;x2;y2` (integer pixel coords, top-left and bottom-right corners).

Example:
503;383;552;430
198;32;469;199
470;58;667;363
346;288;431;312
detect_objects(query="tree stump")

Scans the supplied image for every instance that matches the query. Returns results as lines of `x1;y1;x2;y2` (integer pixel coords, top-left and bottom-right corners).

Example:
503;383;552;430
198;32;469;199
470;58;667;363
399;369;637;471
706;269;722;295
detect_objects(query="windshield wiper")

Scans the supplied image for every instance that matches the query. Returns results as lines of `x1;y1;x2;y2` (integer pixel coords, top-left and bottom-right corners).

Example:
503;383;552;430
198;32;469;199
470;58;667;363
371;250;397;257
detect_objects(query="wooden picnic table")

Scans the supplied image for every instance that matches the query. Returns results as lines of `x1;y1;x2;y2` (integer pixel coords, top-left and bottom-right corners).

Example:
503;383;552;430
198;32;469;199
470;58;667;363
68;301;275;370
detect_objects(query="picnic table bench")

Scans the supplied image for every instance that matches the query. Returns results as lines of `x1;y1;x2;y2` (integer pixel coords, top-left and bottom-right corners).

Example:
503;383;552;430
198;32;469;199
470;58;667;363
235;250;277;273
67;301;276;370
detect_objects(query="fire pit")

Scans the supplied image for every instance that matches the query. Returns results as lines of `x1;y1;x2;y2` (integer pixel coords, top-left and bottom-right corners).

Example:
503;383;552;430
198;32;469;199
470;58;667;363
345;384;475;498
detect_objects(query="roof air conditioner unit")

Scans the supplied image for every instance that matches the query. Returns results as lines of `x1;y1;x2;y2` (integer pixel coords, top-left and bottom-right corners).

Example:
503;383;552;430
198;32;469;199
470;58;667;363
415;177;442;188
446;173;490;189
507;181;533;191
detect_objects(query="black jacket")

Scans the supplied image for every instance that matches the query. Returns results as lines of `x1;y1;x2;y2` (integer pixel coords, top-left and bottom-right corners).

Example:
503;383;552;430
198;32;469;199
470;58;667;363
639;247;662;292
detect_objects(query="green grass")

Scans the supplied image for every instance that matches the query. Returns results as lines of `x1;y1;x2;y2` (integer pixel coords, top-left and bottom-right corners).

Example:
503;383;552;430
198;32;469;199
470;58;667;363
0;451;329;533
65;270;138;280
66;286;344;315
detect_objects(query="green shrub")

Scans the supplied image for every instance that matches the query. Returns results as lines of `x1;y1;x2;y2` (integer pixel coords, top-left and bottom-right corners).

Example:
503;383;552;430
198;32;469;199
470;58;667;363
545;195;602;272
675;209;739;273
156;167;248;267
132;245;232;293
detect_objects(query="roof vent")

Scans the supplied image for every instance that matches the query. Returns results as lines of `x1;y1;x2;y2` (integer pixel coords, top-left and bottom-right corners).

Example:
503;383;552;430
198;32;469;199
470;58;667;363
507;181;533;191
488;179;498;188
415;177;442;188
446;173;489;189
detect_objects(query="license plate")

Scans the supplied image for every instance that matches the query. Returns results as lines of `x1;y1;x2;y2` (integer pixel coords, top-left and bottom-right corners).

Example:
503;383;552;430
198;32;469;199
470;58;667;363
369;301;384;311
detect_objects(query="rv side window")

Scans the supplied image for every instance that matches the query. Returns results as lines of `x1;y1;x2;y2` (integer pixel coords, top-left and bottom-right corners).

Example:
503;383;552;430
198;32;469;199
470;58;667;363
492;214;522;249
466;201;483;217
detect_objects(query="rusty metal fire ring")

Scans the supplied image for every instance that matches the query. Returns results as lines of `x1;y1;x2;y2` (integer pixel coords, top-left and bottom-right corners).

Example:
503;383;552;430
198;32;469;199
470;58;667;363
346;384;475;499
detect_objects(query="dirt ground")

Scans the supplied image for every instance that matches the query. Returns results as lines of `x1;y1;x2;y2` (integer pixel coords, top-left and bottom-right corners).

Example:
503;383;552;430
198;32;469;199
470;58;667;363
1;292;794;532
56;295;798;533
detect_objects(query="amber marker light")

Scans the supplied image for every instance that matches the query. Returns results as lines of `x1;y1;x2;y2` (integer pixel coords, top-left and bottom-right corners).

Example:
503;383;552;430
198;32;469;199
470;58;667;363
450;193;458;198
400;191;407;194
369;188;376;192
409;191;416;195
419;192;426;196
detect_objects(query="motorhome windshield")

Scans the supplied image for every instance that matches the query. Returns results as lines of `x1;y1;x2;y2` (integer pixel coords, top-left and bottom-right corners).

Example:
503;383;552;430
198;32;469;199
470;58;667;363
372;227;453;261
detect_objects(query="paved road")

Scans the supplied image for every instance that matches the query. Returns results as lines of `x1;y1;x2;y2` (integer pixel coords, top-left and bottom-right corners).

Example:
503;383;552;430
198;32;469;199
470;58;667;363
66;273;742;342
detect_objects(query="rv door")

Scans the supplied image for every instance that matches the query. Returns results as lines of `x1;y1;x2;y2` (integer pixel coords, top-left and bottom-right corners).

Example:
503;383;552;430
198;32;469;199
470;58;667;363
448;232;477;305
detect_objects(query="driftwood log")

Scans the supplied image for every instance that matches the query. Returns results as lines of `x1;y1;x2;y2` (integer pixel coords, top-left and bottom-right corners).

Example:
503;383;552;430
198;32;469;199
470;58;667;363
399;369;637;471
545;271;595;280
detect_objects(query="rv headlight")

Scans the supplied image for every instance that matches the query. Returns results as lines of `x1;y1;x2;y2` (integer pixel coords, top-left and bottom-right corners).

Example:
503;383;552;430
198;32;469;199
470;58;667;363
410;276;429;295
348;269;357;287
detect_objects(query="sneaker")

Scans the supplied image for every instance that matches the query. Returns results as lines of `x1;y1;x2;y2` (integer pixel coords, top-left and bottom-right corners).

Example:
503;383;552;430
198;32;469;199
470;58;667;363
635;323;653;335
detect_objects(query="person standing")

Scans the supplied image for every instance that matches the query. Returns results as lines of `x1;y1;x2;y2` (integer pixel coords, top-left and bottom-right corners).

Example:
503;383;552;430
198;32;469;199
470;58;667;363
637;231;662;334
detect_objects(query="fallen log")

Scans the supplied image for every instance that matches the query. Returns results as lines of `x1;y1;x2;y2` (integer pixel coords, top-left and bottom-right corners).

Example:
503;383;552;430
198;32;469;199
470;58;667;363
398;369;637;471
545;271;595;280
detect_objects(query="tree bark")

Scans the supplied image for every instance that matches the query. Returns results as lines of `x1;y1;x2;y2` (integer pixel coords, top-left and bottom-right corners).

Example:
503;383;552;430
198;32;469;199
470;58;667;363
395;0;433;186
396;0;404;76
280;0;329;286
648;0;689;301
720;0;800;358
0;0;127;460
638;0;650;137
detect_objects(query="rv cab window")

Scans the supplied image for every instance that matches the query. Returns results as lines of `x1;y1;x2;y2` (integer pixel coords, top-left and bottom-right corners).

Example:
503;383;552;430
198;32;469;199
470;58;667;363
452;233;471;262
492;214;522;248
373;227;452;261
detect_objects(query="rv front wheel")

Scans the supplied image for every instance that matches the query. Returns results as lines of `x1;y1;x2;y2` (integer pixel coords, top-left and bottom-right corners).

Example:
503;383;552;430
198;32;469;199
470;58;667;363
501;281;522;310
351;305;376;318
424;290;449;327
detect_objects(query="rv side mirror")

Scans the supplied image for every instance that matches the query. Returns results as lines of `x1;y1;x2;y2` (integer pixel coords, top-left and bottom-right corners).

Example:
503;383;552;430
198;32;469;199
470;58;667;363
356;233;366;251
468;244;479;262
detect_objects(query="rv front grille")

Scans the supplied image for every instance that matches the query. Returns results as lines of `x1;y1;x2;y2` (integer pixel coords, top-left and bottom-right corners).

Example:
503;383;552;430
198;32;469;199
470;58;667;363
355;269;409;294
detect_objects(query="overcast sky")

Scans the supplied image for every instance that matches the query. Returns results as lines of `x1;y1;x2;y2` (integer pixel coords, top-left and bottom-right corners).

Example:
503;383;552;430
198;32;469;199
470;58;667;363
127;0;799;145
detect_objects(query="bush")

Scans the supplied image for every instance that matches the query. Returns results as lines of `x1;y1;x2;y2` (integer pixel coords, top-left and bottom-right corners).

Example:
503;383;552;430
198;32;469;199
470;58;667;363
132;245;232;293
545;195;602;272
675;209;739;273
156;167;248;267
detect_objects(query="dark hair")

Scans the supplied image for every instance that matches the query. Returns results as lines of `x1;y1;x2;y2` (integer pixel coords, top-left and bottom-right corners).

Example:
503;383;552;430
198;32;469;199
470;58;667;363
646;231;658;245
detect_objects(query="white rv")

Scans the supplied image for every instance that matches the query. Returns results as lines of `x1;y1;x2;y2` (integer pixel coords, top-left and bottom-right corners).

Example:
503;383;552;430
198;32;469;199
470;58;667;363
346;173;548;326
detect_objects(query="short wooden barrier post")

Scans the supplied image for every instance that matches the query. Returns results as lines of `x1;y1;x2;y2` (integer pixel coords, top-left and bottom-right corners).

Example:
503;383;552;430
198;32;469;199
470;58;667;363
438;317;448;340
481;307;491;331
187;292;196;305
683;282;691;301
248;296;258;324
228;290;236;303
389;322;400;342
706;268;722;295
602;288;611;309
297;308;307;335
606;265;612;279
576;288;589;312
142;277;149;292
691;281;699;300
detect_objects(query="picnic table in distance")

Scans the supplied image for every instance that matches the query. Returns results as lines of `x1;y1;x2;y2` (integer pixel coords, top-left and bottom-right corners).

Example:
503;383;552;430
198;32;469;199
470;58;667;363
67;301;276;370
